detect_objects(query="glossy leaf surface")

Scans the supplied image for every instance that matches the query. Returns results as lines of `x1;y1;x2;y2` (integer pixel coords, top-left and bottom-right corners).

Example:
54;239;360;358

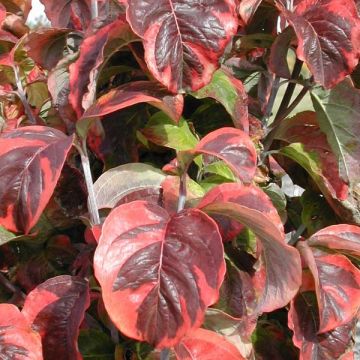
0;126;73;233
22;275;90;360
94;201;225;348
280;0;360;88
0;304;42;360
198;183;302;312
126;0;238;93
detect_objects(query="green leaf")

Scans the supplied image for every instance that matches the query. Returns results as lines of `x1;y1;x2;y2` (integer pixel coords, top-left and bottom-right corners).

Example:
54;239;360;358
261;183;287;224
311;78;360;184
203;161;237;182
78;329;115;360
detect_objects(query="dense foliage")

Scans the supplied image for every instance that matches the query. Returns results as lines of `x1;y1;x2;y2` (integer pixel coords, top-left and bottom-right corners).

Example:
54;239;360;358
0;0;359;359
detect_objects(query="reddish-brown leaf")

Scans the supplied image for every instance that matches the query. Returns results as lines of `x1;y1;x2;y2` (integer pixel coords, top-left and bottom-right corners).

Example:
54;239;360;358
278;0;360;88
174;328;245;359
193;127;257;184
0;304;43;359
198;183;302;312
308;224;360;258
81;81;184;124
39;0;91;29
69;17;137;118
238;0;263;24
297;241;360;333
0;126;74;233
289;291;356;360
22;275;90;360
94;201;225;348
125;0;238;93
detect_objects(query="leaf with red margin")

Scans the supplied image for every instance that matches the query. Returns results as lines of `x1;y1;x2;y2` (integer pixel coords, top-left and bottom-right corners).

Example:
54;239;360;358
125;0;238;93
24;28;72;71
0;3;18;44
78;81;184;136
174;328;245;359
191;127;257;184
238;0;263;24
94;201;225;348
308;224;360;258
297;241;360;333
278;0;360;88
69;17;137;119
191;69;249;132
0;126;74;234
198;183;302;313
0;304;43;359
22;275;90;360
39;0;91;29
1;0;32;21
289;291;357;360
274;111;348;200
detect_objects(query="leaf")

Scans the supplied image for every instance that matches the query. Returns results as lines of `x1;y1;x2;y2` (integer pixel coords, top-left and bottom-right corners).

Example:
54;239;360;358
39;0;91;29
191;69;249;132
278;0;360;88
275;111;348;200
0;126;74;233
0;304;43;360
1;0;32;20
289;291;356;360
78;329;115;360
307;224;360;258
311;79;360;184
141;112;198;151
174;328;245;359
93;163;166;209
297;241;360;333
193;127;257;184
24;28;71;71
238;0;262;24
69;18;137;119
78;81;184;136
198;183;302;312
22;275;90;360
94;201;225;348
125;0;238;93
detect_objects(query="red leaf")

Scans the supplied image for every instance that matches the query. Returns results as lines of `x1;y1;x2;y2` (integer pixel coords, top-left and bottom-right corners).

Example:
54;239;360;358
81;81;184;124
22;275;90;360
198;183;302;312
308;224;360;258
278;0;360;88
69;18;137;118
0;126;74;233
39;0;91;29
0;304;42;359
297;241;360;333
238;0;263;24
125;0;238;93
274;111;348;200
174;328;245;359
94;201;225;348
194;127;257;184
289;291;356;360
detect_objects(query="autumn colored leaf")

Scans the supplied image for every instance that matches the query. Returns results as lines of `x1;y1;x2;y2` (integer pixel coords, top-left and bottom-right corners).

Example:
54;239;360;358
69;17;137;118
0;126;74;233
191;69;249;132
125;0;238;93
238;0;262;24
94;201;225;348
278;0;360;88
174;328;245;359
1;0;32;21
0;303;43;360
0;3;18;44
297;241;360;333
275;111;348;200
198;183;302;312
22;275;90;360
289;291;357;360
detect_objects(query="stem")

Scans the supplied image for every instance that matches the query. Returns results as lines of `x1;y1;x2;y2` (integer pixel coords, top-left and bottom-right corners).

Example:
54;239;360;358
14;65;36;125
91;0;98;19
177;172;187;213
288;224;306;246
262;76;281;123
0;272;26;302
160;348;170;360
274;59;303;122
78;138;101;225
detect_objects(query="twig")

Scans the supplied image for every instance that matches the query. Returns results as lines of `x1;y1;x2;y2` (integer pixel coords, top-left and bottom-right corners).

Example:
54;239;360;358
262;76;281;124
177;172;187;213
91;0;98;19
160;348;170;360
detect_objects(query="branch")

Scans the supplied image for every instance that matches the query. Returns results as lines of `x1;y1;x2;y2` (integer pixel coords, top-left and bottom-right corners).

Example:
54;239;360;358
91;0;98;19
177;172;187;213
